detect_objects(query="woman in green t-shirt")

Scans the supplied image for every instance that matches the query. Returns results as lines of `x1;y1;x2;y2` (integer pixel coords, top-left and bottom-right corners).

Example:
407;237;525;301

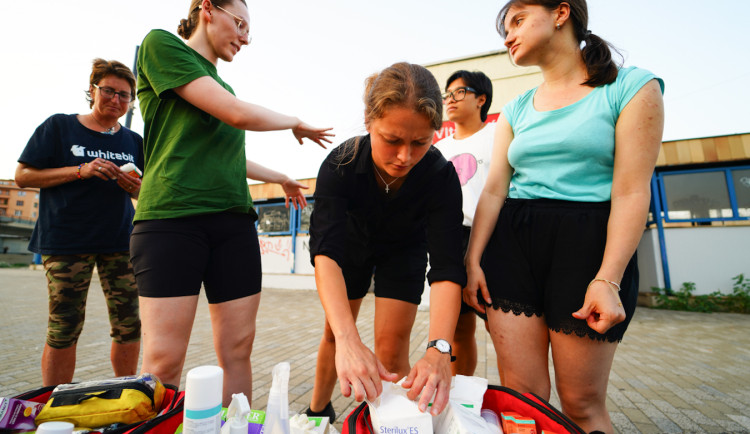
131;0;333;406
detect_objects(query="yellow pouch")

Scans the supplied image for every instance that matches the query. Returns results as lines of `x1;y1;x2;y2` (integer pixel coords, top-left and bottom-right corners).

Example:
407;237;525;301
35;374;166;429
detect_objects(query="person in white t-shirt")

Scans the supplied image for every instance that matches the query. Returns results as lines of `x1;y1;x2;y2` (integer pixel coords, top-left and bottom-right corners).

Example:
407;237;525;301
435;70;496;377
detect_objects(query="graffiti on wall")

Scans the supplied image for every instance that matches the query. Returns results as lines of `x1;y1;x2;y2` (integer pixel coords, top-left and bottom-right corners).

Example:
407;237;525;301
258;237;292;261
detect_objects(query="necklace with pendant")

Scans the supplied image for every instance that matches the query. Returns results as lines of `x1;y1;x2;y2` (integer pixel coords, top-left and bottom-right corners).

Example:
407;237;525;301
373;163;400;194
90;113;117;135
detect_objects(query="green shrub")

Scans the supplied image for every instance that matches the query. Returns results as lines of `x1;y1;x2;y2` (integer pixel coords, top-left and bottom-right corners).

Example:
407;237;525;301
0;262;31;269
651;274;750;314
720;274;750;313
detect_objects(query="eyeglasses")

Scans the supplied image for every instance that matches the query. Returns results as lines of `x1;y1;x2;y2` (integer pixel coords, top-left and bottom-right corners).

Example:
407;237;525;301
441;87;477;102
93;84;133;102
214;4;250;37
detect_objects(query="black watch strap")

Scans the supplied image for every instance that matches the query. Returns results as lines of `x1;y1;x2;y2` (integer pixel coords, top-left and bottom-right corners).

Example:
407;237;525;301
427;339;457;362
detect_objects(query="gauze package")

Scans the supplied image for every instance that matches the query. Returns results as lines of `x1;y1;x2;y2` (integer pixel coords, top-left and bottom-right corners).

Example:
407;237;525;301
433;375;496;434
446;375;488;415
289;413;331;434
367;379;432;434
0;397;45;431
434;402;498;434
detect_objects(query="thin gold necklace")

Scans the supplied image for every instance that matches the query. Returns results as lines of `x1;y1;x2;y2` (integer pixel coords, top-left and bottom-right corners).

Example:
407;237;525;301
373;163;400;194
90;113;118;135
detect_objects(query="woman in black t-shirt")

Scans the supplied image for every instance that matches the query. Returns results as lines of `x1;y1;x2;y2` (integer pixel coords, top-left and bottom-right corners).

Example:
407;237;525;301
15;58;143;387
305;62;466;420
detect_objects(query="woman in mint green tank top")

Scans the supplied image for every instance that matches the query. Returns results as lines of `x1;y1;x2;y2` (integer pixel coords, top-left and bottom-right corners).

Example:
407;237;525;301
464;1;664;432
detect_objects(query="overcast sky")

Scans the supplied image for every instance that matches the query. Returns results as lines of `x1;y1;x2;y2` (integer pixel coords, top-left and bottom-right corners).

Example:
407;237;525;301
1;0;749;181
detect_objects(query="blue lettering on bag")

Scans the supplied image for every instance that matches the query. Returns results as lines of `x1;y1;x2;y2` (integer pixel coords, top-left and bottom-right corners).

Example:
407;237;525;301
379;427;418;434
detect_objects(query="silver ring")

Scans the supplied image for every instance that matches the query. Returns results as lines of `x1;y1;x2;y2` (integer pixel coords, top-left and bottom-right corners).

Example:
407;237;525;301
97;166;102;171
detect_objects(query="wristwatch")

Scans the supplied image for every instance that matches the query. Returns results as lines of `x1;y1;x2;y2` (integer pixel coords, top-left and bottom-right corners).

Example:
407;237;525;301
426;339;456;362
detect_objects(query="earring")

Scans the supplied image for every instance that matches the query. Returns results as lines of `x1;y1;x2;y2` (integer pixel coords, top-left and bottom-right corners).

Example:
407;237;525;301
556;23;561;30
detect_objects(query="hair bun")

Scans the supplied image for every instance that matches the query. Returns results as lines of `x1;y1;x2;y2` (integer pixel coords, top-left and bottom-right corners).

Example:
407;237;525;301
177;18;190;39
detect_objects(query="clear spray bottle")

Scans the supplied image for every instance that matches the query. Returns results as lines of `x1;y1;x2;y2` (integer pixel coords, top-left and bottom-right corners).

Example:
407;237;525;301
263;362;291;434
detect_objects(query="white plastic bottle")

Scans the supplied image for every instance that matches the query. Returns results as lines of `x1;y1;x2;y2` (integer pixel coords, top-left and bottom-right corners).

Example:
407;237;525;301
481;409;503;434
36;422;74;434
263;362;291;434
183;365;224;434
220;393;250;434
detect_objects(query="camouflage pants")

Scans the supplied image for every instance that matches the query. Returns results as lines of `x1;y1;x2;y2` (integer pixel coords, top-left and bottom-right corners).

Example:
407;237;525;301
43;252;141;349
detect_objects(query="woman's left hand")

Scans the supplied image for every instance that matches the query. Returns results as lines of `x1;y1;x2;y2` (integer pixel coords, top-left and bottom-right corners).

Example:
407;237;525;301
116;172;142;197
280;178;309;209
572;280;626;334
292;122;334;149
400;350;452;415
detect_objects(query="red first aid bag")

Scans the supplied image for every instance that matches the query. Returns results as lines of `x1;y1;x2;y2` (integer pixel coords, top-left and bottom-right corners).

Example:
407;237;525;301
14;384;185;434
342;384;585;434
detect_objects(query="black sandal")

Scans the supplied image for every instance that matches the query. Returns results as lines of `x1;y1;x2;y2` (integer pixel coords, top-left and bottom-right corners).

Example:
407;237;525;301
303;401;336;421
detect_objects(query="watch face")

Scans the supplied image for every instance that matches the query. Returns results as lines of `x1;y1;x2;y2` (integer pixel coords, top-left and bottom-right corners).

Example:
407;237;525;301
436;340;450;353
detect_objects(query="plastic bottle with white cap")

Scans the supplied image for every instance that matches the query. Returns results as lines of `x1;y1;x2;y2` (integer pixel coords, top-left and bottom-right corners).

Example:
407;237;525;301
183;365;224;434
220;393;250;434
36;421;74;434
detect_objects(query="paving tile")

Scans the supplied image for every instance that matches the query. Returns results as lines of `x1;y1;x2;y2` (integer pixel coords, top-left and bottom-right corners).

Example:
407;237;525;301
727;414;750;431
610;411;640;433
2;267;750;433
632;421;662;433
635;401;690;433
716;418;747;433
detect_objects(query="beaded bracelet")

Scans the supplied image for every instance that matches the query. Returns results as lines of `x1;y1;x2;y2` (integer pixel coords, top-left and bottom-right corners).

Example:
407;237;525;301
76;163;87;179
588;278;621;293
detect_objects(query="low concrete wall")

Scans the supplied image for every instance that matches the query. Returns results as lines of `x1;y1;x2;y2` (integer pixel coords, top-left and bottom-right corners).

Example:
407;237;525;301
259;235;315;290
637;229;665;292
258;235;315;275
638;226;750;295
261;273;315;290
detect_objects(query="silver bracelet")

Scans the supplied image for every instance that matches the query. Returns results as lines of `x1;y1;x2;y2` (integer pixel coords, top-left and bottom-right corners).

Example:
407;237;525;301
588;278;621;293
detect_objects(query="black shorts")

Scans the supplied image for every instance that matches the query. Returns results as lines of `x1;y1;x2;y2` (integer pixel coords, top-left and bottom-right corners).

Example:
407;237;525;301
130;212;262;304
481;198;638;342
459;226;488;320
342;247;428;305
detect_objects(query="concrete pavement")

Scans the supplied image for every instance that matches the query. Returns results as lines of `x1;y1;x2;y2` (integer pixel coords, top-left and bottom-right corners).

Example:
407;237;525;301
1;267;749;433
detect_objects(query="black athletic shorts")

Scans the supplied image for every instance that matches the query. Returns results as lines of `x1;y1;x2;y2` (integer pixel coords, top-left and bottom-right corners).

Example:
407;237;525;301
459;225;488;320
130;212;262;304
342;247;428;305
481;198;638;342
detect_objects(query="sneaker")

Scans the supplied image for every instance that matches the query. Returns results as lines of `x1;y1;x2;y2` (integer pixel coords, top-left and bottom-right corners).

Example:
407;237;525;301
303;401;336;421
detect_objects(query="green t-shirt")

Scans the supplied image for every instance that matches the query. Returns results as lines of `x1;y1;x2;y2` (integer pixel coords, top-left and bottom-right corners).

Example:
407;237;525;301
135;29;253;221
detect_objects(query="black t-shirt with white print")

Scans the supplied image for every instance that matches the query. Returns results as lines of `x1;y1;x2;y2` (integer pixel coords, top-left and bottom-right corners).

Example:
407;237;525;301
19;113;144;254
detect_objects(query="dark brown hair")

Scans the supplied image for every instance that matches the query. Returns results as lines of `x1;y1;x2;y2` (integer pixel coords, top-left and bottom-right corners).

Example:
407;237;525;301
86;58;136;108
337;62;442;165
178;0;248;40
364;62;442;130
497;0;621;87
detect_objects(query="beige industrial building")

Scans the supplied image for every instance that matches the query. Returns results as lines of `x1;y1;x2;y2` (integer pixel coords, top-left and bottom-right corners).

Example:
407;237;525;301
0;180;40;254
0;180;39;222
